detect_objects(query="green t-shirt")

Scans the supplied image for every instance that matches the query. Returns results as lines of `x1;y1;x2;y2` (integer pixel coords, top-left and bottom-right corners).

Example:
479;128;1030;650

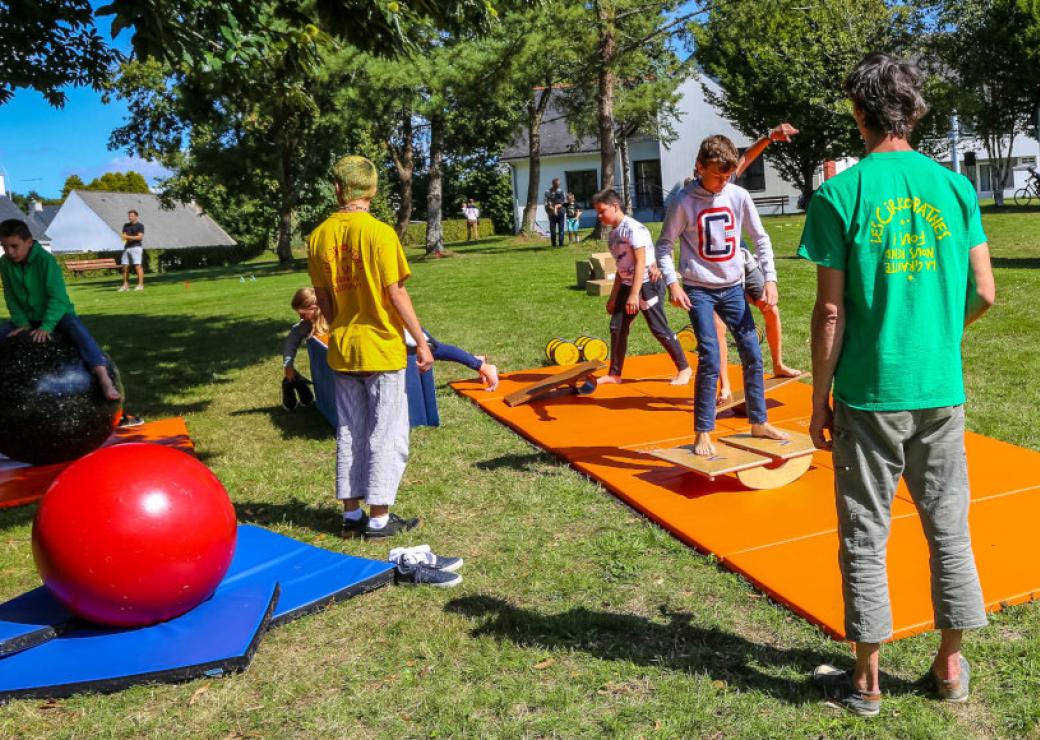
797;150;987;411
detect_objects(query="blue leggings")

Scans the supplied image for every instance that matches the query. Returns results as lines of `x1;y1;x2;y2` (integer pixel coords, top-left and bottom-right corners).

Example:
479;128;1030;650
2;314;107;367
427;333;482;371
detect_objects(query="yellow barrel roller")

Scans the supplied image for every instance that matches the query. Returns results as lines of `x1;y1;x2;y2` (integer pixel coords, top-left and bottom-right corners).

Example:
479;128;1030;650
544;338;581;366
676;326;697;353
575;335;608;362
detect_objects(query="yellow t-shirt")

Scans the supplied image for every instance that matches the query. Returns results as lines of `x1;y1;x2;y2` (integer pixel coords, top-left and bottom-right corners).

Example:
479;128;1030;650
307;212;411;372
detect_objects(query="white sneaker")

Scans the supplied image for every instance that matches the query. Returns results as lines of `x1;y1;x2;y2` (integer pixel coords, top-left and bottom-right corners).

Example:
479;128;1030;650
117;285;129;292
388;545;463;572
134;285;144;291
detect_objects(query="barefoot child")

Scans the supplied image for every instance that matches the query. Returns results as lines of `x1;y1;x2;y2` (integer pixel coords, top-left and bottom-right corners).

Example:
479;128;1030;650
592;189;692;387
661;137;788;455
0;219;121;401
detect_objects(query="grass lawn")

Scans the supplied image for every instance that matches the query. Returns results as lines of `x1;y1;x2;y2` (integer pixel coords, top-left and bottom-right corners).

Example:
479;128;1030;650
1;207;1038;737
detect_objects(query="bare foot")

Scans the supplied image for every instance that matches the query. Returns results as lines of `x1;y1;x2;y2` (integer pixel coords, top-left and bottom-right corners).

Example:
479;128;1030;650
750;422;790;441
95;367;121;401
772;364;804;378
670;367;692;386
479;362;499;392
693;432;716;456
597;374;622;385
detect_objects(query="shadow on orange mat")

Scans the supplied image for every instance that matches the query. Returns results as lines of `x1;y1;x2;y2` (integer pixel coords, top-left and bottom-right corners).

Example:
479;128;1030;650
0;418;194;509
452;353;1040;641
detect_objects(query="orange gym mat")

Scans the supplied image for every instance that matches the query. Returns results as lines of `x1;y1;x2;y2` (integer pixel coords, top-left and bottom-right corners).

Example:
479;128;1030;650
452;353;1040;641
0;417;195;509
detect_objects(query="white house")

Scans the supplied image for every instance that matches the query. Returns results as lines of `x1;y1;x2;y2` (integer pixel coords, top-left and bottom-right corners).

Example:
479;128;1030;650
938;132;1040;199
500;76;803;232
47;190;236;253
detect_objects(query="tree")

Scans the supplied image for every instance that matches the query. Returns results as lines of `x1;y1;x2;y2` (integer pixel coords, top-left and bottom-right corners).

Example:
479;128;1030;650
933;0;1040;205
88;171;151;193
694;0;915;206
61;175;88;200
0;0;119;106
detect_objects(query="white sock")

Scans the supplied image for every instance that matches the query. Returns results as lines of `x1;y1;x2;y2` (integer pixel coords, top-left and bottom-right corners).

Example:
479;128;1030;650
343;508;364;522
368;513;390;530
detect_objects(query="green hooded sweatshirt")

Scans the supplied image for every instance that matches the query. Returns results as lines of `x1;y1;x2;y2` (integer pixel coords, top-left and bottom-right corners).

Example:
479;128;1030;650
0;242;75;332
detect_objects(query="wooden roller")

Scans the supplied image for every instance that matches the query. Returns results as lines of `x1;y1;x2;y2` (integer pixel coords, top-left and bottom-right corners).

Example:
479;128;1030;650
575;335;608;362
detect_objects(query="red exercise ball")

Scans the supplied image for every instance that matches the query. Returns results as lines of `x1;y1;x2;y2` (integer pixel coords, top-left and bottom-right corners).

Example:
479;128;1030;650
32;443;237;627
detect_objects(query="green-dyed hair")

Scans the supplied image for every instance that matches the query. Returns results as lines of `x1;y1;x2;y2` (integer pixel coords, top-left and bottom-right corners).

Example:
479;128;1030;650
331;155;378;203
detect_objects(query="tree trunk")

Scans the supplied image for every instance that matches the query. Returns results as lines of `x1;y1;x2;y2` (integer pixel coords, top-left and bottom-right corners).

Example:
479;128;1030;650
618;130;632;214
983;131;1016;207
275;141;295;264
391;112;414;240
522;83;553;235
797;160;817;212
425;113;445;255
591;0;617;240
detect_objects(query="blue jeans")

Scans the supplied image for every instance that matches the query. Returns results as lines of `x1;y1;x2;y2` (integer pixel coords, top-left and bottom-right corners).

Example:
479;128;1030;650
686;284;765;431
2;314;107;367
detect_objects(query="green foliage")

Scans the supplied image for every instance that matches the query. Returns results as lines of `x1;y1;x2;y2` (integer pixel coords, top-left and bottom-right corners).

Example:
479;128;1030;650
0;0;119;106
60;174;87;200
694;0;918;201
401;218;494;246
445;162;515;234
932;0;1040;202
6;190;61;212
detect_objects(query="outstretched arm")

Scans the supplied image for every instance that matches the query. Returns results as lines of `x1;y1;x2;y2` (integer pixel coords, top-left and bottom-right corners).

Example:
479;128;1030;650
735;123;799;178
387;281;433;371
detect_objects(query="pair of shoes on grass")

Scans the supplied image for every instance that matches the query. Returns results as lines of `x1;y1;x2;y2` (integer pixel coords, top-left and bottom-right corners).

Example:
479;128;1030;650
812;656;971;717
281;375;314;411
341;511;420;541
389;545;463;588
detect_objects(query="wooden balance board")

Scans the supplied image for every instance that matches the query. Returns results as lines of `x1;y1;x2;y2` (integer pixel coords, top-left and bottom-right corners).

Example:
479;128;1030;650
648;430;816;489
718;372;810;415
503;361;605;407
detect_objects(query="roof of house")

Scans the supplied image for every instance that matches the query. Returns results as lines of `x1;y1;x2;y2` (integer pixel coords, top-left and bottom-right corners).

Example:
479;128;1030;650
71;190;236;248
0;196;50;242
500;91;601;161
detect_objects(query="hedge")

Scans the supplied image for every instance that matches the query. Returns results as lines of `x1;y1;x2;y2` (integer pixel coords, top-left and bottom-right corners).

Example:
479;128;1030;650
400;218;494;247
55;243;267;275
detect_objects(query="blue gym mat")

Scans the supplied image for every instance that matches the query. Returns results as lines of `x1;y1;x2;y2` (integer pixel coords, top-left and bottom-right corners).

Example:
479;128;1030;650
0;581;278;701
0;587;75;658
221;524;394;626
0;525;395;699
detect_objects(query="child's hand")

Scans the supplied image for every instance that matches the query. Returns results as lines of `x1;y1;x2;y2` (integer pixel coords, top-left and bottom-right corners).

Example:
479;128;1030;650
284;367;298;381
668;283;692;310
416;344;434;372
762;281;779;307
606;298;616;314
7;326;25;337
648;264;662;282
625;294;639;315
30;328;51;343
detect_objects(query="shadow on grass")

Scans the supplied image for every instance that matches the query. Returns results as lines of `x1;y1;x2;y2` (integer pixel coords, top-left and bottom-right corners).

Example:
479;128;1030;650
991;257;1040;270
230;405;332;441
69;258;307;291
235;500;342;536
474;451;558;473
80;314;287;418
0;501;37;531
445;595;918;703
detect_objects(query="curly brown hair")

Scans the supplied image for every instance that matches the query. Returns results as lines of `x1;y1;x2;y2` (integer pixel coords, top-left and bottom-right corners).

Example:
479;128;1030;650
696;135;740;172
844;53;928;138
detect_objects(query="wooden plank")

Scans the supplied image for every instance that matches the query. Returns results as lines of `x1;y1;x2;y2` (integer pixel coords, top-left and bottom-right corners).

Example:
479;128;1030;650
648;441;770;477
502;361;605;407
717;372;810;414
719;431;816;461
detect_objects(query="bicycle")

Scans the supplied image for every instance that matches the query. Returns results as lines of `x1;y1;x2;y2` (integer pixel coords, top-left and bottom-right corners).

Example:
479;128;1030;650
1013;165;1040;206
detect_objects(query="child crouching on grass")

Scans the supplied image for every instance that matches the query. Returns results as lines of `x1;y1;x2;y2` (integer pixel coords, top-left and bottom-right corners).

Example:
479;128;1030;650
592;189;692;387
282;287;499;410
0;219;121;401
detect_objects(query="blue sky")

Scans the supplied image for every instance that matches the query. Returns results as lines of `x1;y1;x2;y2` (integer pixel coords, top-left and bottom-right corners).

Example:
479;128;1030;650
0;10;169;200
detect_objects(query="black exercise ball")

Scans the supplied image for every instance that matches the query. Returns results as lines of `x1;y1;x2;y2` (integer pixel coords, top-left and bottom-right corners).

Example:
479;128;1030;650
0;331;123;465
